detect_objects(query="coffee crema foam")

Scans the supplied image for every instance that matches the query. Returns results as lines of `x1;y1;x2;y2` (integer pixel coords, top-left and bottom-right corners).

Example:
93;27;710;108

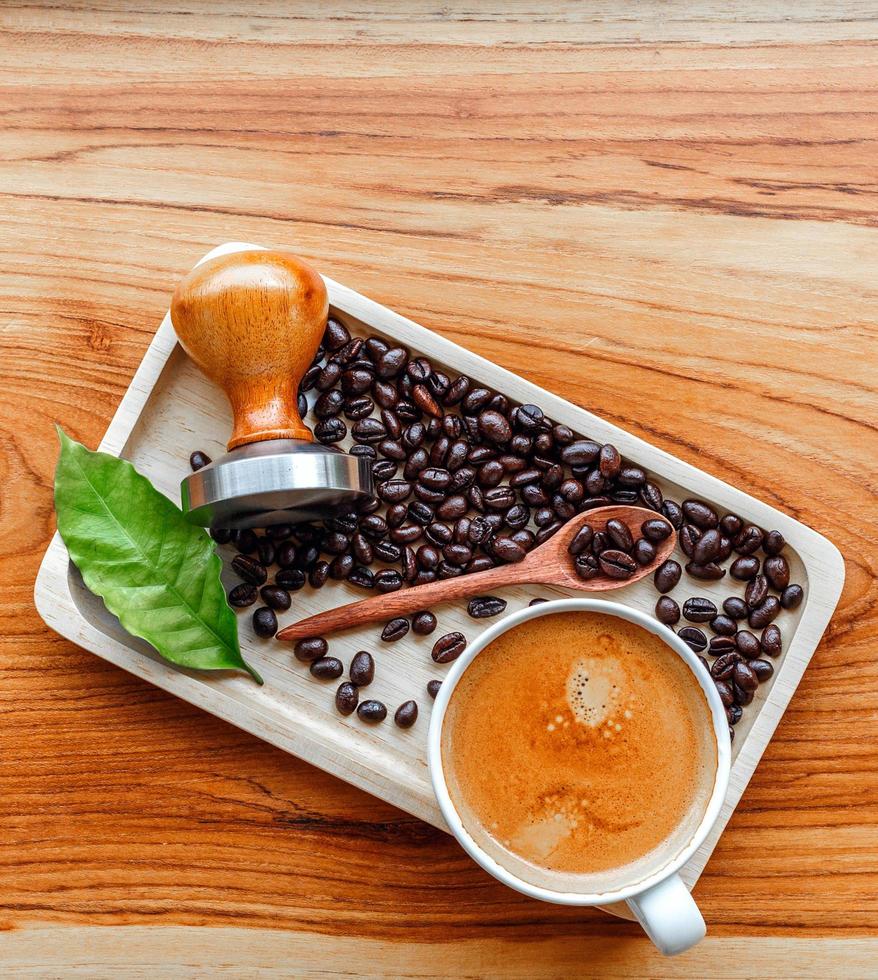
442;611;718;894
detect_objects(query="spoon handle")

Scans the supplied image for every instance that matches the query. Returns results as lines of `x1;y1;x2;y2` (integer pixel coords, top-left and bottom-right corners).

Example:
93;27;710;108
276;561;536;642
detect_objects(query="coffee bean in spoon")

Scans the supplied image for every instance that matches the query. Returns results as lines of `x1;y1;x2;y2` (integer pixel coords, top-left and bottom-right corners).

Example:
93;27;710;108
632;538;656;566
598;549;637;580
574;553;600;581
605;518;634;552
641;518;672;542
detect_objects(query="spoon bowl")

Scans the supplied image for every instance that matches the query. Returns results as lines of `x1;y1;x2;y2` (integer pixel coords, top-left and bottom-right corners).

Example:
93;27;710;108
276;505;676;642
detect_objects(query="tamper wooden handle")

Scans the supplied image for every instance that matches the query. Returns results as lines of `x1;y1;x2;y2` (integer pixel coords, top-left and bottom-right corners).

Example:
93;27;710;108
171;250;328;450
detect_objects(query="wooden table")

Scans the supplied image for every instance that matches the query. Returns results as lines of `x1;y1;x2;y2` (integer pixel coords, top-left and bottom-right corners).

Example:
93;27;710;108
2;3;876;976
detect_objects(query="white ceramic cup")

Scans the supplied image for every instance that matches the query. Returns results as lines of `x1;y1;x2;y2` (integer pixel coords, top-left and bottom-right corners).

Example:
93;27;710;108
428;597;731;956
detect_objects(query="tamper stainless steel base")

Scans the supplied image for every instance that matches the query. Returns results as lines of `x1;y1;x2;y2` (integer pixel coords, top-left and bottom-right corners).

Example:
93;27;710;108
171;249;373;529
182;440;372;530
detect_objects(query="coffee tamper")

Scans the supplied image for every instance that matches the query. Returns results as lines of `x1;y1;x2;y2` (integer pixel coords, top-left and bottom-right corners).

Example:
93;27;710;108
171;249;373;529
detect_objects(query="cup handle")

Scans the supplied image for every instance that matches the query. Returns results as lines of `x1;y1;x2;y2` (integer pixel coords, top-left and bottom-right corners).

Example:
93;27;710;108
625;873;706;956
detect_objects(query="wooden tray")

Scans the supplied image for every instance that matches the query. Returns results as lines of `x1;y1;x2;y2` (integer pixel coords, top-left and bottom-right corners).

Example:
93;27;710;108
34;242;844;907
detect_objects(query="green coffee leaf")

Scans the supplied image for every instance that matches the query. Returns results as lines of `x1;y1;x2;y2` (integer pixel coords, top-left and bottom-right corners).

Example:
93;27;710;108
54;428;262;684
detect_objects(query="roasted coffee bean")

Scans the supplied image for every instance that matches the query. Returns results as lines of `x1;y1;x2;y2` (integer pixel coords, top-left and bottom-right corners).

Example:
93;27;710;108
760;623;783;656
323;317;351;352
718;512;742;538
686;561;726;581
416;484;446;505
534;506;555;527
308;561;330;589
316;360;342;391
344;389;374;422
377;479;413;504
314;389;345;419
598;444;621;478
535;522;562;545
574;553;600;580
419;467;451;491
679;524;702;558
655;596;681;625
376;346;408;379
560;439;600;467
552;495;576;520
639;481;663;512
510;466;541;489
394;700;419;729
374;569;404;593
763;554;790;591
727;704;743;726
359;514;389;540
734;524;764;555
522;484;550;507
745;574;769;609
329;553;354;580
357;699;387;723
504;503;530;530
348;566;375;589
710;614;737;637
437;495;468;520
529;597;549;606
567;524;594;556
632;538;656;566
260;585;291;612
437;560;463;579
477;409;512;444
301;363;321;392
335;682;359;716
402;422;426;452
407;500;433;527
682;499;719;530
294;637;328;663
709;636;737;656
295;544;320;571
228;583;258;608
412;383;442;417
381;617;410;642
477;460;504;488
617;465;647;487
364;336;389;361
432;632;467;663
450;466;477;492
415;544;442;571
397;399;421;423
730;556;760;581
723;596;749;620
605;518;634;552
683;597;718;623
611;489;639;505
276;567;306;591
351;417;386;444
210;527;233;545
714;680;734;708
232;554;267;586
412;610;438;635
482;487;515;511
468;596;507;619
763;530;785;556
590;531;608;556
641;518;672;542
443;375;470;406
190;450;211;471
252;606;278;638
386;504;406;528
750;658;774;682
661;500;684;529
426;679;443;700
378;439;407;461
735;630;761;658
781;584;804;610
379;407;401;438
401;545;417;582
734;661;758;692
462;387;492;414
372;540;402;564
429;372;451;400
349;445;378;462
389;523;423;546
598;549;637;580
711;652;741;680
678;627;708;653
557;479;584;505
693;528;723;564
654;559;682;594
351;532;373;565
426;522;453;546
349;651;375;687
234;528;258;554
372;380;397;409
321;532;349;556
440;542;470;566
311;656;344;680
254;538;275;567
314;417;346;444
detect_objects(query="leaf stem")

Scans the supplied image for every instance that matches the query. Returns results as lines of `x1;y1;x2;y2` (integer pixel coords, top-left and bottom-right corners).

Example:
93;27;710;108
244;661;264;685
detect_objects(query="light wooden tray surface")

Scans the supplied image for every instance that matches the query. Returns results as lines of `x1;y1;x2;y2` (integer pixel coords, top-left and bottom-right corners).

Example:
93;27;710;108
34;242;844;908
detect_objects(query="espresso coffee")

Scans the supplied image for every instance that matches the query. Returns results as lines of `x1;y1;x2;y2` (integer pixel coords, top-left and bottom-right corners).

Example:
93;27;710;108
442;611;718;893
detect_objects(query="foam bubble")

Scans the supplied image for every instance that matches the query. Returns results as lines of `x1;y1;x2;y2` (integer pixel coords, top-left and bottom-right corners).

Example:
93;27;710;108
565;656;623;728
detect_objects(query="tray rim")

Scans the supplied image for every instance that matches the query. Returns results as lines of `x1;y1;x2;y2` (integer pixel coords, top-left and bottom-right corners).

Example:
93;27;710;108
35;241;845;893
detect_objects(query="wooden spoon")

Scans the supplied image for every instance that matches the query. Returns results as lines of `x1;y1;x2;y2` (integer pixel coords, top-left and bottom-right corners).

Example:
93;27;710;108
276;505;675;642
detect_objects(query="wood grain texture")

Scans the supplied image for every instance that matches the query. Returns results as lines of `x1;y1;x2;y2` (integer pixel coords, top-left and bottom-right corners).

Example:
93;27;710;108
2;2;877;975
